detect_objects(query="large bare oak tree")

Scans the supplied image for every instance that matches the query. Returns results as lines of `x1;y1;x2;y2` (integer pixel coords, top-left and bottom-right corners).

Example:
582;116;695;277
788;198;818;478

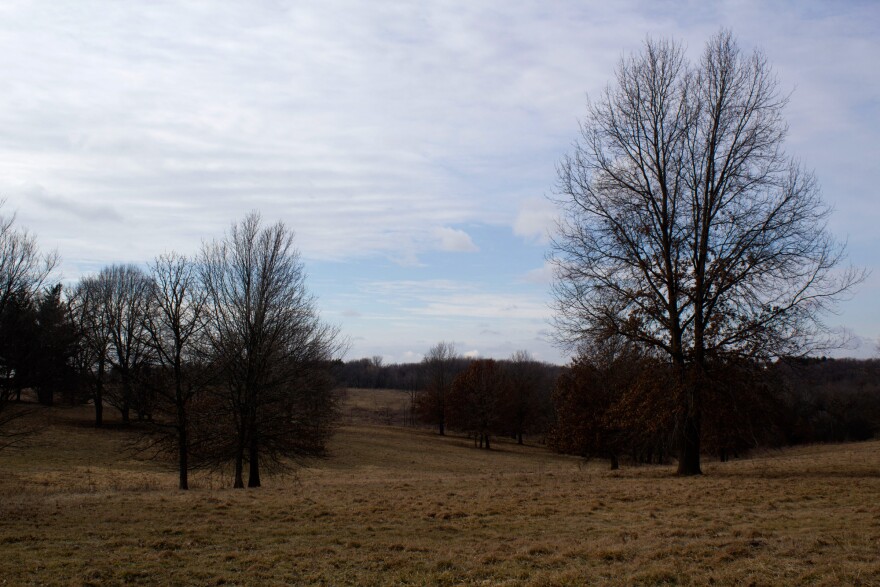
551;31;863;475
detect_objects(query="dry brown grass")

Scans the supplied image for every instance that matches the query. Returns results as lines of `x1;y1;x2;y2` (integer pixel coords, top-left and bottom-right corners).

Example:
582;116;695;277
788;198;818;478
340;388;412;426
1;397;879;586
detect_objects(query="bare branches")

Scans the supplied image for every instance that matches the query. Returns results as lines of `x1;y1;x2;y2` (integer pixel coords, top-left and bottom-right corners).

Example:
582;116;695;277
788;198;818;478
200;212;344;488
551;31;863;363
418;341;460;436
550;31;864;475
0;204;59;317
142;252;208;489
0;204;58;441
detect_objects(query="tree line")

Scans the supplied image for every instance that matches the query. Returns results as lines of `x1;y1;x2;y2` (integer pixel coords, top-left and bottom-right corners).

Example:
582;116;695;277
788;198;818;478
549;341;880;469
0;210;342;489
336;342;879;465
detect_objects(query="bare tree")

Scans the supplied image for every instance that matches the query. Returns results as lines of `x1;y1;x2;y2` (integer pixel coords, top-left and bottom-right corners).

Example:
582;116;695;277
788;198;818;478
0;204;58;318
200;212;343;488
0;206;57;442
417;341;459;435
501;350;549;445
70;278;112;426
101;265;155;424
449;359;505;449
143;252;208;490
551;31;863;475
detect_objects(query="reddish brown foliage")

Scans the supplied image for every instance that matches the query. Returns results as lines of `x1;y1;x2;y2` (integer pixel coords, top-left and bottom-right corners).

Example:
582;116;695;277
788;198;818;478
448;359;506;449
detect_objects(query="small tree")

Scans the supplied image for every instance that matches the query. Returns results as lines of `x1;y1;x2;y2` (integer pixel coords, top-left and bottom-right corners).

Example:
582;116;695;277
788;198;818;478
70;277;113;427
0;207;57;444
101;265;154;423
143;252;208;490
417;342;459;435
200;212;342;488
449;359;506;449
0;291;37;402
551;31;862;475
0;204;58;320
32;284;80;405
500;350;549;444
550;336;648;469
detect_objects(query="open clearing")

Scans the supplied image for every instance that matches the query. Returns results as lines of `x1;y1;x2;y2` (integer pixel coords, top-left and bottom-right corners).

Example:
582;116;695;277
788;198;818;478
1;390;879;586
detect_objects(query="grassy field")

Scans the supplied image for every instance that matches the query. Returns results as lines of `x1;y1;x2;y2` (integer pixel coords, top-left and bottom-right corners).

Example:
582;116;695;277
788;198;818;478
1;389;879;586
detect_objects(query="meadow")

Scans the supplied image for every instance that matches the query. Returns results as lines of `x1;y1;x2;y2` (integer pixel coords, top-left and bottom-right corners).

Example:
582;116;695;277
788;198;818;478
1;389;878;586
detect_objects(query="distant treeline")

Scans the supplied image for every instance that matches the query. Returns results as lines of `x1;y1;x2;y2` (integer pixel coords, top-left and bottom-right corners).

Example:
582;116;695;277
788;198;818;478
335;353;880;464
333;351;563;445
333;355;563;393
778;357;880;444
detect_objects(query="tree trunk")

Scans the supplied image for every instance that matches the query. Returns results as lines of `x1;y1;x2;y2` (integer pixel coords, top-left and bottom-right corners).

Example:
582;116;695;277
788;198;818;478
38;387;53;406
94;385;103;427
177;411;188;491
517;431;523;445
676;389;702;476
609;454;619;470
248;440;260;488
484;434;490;450
233;448;244;488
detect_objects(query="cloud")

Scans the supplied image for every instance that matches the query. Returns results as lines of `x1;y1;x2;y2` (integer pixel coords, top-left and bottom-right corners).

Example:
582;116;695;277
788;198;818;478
432;226;478;252
400;350;424;363
363;279;549;320
31;188;124;222
513;197;557;244
522;261;557;285
416;294;548;320
463;349;480;359
341;309;362;318
362;279;466;298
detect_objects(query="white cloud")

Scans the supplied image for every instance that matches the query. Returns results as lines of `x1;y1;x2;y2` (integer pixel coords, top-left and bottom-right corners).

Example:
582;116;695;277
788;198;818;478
522;261;557;285
362;279;549;320
432;226;479;252
513;197;557;244
416;293;548;320
463;349;480;359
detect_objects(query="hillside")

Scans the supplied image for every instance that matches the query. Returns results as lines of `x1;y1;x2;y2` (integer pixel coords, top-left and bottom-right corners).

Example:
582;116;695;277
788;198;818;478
0;392;878;585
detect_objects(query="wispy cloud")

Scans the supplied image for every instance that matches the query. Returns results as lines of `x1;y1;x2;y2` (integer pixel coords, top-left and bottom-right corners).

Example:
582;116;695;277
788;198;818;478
362;279;549;320
521;261;557;285
513;197;557;244
29;187;123;223
432;226;479;252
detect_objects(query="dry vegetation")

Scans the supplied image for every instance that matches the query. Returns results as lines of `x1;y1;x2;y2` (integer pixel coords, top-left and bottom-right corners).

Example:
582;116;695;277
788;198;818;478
1;389;879;586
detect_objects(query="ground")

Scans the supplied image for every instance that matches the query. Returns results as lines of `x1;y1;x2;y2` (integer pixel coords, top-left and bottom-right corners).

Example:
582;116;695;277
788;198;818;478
0;389;878;586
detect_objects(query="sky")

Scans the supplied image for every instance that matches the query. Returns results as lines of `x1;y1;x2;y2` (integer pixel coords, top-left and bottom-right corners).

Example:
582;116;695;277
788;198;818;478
0;1;877;364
